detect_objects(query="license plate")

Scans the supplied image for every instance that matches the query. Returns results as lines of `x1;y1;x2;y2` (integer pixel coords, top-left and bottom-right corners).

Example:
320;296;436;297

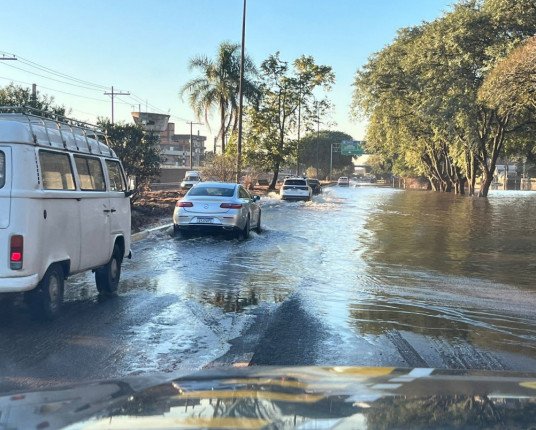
197;217;213;224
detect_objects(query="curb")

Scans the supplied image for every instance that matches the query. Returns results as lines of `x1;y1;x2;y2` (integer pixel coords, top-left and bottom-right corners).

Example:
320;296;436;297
131;223;173;243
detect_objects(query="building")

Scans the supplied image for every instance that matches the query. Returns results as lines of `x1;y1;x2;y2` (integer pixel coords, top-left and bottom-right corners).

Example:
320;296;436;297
132;112;206;182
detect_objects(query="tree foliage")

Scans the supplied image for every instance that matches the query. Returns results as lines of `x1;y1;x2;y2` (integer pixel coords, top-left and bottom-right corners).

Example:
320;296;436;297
244;53;335;188
180;42;259;153
98;120;161;199
298;130;354;179
352;0;536;197
0;83;66;116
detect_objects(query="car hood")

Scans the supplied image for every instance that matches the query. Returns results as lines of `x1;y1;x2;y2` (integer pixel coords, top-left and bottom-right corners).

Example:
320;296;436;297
2;366;536;429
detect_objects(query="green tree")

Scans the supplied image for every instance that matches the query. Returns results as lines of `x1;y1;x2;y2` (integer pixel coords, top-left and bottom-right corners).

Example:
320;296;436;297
98;120;161;200
180;42;259;153
298;130;354;179
244;53;334;189
352;0;536;197
0;83;66;116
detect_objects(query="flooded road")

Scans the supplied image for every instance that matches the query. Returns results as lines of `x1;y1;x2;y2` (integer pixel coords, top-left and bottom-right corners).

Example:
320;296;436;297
1;186;536;393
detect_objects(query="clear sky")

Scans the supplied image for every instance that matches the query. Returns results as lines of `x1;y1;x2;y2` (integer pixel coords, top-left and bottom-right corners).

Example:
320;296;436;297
1;0;452;145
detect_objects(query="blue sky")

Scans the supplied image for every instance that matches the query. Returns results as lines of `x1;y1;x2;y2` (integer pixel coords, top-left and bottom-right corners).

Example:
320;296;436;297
1;0;452;144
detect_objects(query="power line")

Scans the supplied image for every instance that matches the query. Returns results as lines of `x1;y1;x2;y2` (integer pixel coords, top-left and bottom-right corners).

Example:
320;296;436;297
0;50;107;90
0;61;106;91
0;76;109;102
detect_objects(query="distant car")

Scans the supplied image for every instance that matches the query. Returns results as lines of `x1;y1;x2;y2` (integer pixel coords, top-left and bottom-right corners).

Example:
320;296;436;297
337;176;350;186
180;171;202;190
280;178;312;201
173;182;261;239
307;178;322;195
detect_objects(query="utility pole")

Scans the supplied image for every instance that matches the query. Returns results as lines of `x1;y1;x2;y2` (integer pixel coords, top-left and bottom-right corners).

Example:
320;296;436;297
31;84;37;108
104;86;130;124
236;0;247;184
187;121;203;169
296;91;302;176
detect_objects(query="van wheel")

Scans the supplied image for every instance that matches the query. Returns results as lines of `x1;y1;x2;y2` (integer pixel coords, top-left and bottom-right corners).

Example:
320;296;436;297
96;244;122;296
27;264;64;320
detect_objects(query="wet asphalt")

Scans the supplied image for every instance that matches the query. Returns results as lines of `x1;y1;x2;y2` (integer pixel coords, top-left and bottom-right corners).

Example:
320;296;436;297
1;186;535;394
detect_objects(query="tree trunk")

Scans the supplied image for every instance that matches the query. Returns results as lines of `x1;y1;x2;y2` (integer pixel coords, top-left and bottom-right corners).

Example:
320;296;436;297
220;100;226;153
458;177;466;195
269;163;280;190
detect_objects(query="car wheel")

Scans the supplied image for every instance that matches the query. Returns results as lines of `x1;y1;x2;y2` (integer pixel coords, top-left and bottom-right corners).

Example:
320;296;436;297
27;263;64;320
255;211;262;234
96;244;122;296
238;216;250;240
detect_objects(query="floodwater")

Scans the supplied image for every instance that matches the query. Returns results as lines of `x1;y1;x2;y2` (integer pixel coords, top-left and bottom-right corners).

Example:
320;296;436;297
1;186;536;392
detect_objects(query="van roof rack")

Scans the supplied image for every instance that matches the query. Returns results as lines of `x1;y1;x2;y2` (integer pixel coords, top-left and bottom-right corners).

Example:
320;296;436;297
0;106;116;158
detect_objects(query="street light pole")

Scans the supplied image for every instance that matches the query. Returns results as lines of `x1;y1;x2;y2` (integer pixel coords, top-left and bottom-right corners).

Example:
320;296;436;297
330;143;333;180
236;0;247;184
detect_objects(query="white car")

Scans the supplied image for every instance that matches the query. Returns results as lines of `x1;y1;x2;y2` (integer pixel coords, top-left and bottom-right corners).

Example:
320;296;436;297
181;171;202;190
337;176;350;186
0;108;132;319
280;177;312;201
173;182;261;239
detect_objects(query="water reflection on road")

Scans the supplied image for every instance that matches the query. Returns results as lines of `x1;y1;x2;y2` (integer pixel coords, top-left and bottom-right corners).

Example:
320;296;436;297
2;186;536;392
113;187;536;370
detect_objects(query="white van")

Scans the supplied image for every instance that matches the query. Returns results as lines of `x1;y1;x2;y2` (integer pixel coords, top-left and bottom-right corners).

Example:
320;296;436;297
0;107;131;319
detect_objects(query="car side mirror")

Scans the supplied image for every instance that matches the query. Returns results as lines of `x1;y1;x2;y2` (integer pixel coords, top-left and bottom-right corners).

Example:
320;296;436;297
124;190;134;198
253;195;260;202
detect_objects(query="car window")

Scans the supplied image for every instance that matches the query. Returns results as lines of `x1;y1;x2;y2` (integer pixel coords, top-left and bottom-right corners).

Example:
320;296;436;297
238;187;251;199
106;160;126;192
185;176;200;181
285;179;307;186
74;156;106;191
39;151;76;190
189;186;235;197
0;151;4;189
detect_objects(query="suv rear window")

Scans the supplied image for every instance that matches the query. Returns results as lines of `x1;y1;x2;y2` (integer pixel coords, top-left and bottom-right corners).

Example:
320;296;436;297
0;151;4;189
285;179;307;186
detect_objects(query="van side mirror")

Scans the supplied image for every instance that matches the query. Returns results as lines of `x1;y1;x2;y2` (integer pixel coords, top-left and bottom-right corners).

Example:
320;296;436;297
253;195;260;202
124;190;134;198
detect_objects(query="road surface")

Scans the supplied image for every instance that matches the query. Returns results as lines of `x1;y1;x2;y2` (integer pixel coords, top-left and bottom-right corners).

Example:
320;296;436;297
1;186;535;393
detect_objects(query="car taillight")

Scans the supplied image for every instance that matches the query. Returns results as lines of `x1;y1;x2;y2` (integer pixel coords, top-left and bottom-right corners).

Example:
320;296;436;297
10;235;23;270
220;203;242;209
176;201;193;207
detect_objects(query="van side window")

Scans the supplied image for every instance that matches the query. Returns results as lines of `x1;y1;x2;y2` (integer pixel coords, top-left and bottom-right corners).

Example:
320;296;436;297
74;156;105;191
0;151;5;189
39;151;75;190
106;160;126;192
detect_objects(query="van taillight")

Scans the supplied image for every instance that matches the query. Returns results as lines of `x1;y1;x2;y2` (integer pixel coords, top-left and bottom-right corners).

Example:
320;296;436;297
10;235;23;270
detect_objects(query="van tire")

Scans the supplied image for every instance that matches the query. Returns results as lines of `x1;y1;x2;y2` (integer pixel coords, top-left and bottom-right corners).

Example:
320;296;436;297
27;264;64;320
96;244;122;296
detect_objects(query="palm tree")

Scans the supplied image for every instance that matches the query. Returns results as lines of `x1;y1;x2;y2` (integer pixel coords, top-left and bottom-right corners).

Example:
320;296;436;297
181;42;259;153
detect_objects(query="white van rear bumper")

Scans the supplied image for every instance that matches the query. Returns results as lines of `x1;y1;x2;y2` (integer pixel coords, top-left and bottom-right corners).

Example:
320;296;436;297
0;274;39;292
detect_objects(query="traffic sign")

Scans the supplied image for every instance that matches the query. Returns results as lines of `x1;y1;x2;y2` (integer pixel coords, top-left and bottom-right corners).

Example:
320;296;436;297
340;140;364;156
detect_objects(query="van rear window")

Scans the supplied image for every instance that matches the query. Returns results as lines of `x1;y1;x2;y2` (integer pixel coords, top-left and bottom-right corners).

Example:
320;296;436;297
0;151;4;189
39;151;75;191
75;156;106;191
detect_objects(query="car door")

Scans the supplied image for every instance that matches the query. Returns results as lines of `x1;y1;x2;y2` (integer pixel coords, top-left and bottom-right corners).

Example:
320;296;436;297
238;186;259;227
